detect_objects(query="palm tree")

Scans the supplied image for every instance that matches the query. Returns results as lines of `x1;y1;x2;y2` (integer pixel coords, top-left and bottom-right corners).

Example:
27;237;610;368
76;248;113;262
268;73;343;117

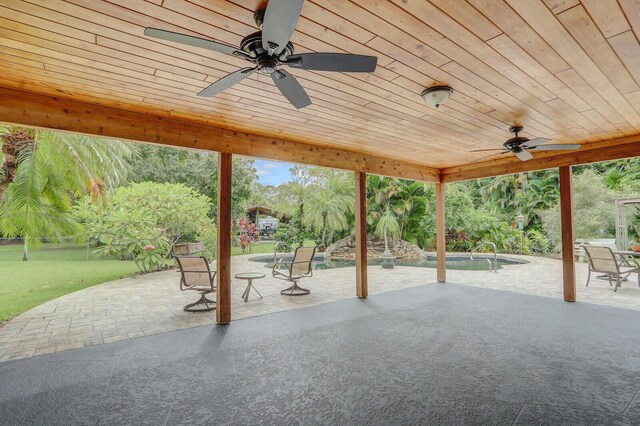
0;128;136;260
0;127;35;205
393;180;428;244
374;201;401;256
517;171;559;228
367;176;403;255
303;176;354;249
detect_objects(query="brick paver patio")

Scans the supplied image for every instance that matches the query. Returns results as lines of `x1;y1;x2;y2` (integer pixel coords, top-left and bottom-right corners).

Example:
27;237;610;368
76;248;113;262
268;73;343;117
1;253;639;362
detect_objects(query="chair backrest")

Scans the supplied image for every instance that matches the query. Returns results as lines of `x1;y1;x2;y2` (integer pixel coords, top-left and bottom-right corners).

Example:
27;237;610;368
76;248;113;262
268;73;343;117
174;256;215;289
291;246;316;276
583;246;618;273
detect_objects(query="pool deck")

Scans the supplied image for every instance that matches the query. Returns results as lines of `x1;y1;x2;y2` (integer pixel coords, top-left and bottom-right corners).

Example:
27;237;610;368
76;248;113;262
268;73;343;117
1;253;640;362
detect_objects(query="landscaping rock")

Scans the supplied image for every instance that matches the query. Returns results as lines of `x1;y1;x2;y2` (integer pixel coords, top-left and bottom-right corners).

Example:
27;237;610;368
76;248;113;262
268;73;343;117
323;235;427;260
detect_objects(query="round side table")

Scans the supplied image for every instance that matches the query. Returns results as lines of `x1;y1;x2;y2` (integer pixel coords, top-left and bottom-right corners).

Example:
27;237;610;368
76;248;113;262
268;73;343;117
235;272;265;302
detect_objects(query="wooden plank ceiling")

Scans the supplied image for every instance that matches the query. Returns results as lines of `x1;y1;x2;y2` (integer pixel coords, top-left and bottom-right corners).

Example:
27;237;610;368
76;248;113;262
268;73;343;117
1;0;640;169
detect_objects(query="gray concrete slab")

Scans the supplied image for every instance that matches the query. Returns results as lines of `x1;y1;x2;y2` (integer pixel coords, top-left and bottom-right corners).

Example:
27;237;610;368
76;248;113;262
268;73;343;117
1;283;640;425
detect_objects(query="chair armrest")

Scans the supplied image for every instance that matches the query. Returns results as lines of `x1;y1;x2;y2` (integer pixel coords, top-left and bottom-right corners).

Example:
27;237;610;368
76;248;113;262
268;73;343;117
615;254;639;268
626;257;640;269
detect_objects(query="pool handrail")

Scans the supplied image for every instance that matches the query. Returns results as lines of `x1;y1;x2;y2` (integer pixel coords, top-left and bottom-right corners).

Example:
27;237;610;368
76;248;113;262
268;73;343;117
470;241;498;273
273;241;294;264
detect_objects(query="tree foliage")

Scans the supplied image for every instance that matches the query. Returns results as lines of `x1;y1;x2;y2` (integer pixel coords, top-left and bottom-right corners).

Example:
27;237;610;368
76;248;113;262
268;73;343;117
128;144;257;219
0;128;136;260
542;170;617;250
75;182;215;272
303;175;353;249
367;175;428;248
272;166;353;249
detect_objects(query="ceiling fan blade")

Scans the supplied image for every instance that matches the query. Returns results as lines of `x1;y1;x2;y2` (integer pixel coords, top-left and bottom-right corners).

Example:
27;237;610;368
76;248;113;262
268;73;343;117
197;67;256;97
470;151;511;163
469;148;508;152
515;150;533;161
262;0;304;55
529;144;581;151
144;28;250;58
286;53;377;72
521;137;551;149
271;70;311;109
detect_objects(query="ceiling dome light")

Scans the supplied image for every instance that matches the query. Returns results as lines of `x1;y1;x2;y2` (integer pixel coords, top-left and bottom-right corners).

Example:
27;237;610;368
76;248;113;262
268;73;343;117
421;85;453;108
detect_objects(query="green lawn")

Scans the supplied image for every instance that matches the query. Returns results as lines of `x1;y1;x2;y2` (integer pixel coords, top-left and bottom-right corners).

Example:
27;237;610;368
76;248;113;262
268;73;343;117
0;244;139;322
0;239;315;323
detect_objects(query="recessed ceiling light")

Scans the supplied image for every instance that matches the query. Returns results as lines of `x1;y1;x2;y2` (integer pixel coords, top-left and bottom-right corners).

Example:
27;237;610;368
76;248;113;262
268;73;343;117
421;85;454;108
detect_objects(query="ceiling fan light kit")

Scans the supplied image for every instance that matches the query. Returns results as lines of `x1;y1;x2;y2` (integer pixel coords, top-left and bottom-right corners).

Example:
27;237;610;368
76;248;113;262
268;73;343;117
144;0;377;109
421;85;453;108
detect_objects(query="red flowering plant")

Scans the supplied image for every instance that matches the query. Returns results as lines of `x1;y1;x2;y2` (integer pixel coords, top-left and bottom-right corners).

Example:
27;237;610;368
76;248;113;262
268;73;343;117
236;216;260;254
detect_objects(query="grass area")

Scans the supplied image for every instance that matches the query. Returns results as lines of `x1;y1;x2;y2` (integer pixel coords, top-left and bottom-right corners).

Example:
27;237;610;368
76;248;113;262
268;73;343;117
0;239;316;323
0;244;139;322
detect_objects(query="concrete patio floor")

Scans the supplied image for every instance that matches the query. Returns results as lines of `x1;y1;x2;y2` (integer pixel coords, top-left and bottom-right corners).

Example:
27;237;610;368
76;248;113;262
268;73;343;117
1;253;640;362
1;283;640;425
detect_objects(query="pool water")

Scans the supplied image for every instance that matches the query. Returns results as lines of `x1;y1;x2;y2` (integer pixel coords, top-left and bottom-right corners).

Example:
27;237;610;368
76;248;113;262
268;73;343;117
249;254;527;271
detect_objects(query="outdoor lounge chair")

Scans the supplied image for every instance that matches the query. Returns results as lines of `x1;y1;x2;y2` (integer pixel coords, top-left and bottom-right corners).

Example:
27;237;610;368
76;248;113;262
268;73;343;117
583;246;640;292
174;256;216;311
272;246;316;296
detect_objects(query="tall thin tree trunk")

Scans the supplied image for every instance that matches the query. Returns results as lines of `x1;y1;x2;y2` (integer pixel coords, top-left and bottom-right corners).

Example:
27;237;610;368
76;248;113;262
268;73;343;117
383;229;391;257
321;213;327;249
22;234;28;261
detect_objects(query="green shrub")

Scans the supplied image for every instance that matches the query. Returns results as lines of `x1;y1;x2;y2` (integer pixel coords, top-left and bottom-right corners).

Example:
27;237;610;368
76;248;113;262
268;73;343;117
75;182;215;272
525;229;550;255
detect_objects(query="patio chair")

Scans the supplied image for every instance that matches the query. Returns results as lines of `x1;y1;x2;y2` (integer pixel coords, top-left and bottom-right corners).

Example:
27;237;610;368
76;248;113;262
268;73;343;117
272;246;316;296
174;256;216;311
583;246;640;292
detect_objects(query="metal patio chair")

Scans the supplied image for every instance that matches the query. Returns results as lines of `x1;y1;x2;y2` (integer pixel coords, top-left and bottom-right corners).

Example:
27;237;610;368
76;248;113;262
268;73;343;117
175;256;216;311
272;246;316;296
583;246;640;292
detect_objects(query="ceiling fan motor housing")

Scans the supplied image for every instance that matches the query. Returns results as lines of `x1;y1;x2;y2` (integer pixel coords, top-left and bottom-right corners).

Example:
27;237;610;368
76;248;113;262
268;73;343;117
240;31;295;65
503;136;530;151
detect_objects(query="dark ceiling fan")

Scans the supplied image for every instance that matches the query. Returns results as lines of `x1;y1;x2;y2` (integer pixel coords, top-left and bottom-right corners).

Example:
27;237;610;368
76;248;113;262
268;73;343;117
144;0;377;109
471;126;581;162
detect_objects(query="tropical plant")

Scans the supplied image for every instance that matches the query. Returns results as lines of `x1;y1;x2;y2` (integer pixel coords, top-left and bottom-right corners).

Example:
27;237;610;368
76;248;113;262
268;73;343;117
374;202;401;255
367;176;429;250
75;182;215;272
236;216;259;254
517;171;559;229
0;127;36;205
303;175;353;249
0;127;136;260
367;176;402;255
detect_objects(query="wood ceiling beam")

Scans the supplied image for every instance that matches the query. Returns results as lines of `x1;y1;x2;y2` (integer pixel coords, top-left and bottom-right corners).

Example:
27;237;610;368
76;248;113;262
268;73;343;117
0;87;439;182
440;134;640;182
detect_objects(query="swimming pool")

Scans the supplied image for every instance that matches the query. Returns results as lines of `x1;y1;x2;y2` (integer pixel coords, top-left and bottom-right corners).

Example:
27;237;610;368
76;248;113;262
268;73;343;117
249;254;528;271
